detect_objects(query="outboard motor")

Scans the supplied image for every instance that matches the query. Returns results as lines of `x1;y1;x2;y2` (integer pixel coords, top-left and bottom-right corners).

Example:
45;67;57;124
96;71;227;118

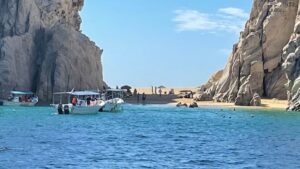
57;104;63;114
0;100;3;106
64;105;70;114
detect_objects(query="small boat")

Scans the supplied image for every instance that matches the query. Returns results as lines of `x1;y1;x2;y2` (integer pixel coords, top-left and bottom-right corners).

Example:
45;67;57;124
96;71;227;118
51;91;105;115
1;91;38;107
176;102;188;107
100;89;125;112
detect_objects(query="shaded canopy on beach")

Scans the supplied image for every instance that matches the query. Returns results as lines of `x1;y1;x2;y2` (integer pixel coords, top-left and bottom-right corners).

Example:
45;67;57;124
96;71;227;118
121;85;132;90
158;86;166;89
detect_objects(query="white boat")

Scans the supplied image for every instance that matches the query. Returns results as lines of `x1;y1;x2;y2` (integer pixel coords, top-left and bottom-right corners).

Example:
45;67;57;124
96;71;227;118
0;91;38;107
100;89;125;112
101;98;125;112
51;91;105;115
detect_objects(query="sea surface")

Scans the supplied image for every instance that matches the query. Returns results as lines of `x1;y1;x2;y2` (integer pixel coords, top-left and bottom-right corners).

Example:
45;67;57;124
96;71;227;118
1;105;300;169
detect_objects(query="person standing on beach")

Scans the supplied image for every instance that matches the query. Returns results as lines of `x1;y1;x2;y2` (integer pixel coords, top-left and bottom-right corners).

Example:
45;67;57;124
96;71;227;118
137;93;140;103
159;88;162;97
142;93;146;104
133;89;137;96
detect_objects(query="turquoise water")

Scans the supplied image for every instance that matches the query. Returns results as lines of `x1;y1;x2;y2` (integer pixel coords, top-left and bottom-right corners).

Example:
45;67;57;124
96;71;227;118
1;105;300;169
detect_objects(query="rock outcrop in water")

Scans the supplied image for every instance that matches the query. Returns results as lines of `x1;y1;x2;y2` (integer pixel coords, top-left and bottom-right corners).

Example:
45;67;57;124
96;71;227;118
198;0;300;109
0;0;105;101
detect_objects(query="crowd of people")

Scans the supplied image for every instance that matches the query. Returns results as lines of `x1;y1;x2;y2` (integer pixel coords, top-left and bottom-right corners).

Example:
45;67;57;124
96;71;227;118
8;95;37;103
71;96;100;106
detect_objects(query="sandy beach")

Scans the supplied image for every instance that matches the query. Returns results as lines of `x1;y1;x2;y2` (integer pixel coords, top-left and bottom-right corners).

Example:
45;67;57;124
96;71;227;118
125;87;289;110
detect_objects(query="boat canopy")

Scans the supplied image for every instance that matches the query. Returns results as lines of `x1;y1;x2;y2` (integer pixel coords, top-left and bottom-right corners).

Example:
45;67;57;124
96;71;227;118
71;91;100;96
53;92;69;95
53;91;100;96
11;91;34;95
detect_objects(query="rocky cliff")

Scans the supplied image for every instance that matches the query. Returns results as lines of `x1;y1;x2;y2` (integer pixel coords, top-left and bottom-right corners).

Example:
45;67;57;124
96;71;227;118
283;0;300;110
199;0;300;109
0;0;105;101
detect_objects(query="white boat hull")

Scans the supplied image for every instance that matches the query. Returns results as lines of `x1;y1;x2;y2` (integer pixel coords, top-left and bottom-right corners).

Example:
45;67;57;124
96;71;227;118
102;98;124;112
52;103;105;115
72;105;102;115
2;100;37;107
51;97;124;113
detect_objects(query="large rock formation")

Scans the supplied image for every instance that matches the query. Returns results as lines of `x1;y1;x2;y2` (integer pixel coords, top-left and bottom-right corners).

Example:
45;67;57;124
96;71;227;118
199;0;300;108
0;0;105;101
282;0;300;111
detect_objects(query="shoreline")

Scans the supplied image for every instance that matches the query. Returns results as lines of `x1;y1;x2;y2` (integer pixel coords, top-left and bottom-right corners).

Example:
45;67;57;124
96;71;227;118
125;98;288;111
126;87;289;110
36;98;288;111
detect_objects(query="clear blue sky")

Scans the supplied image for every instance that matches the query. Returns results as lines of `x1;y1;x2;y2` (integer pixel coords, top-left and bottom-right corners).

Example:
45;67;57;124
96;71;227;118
80;0;252;87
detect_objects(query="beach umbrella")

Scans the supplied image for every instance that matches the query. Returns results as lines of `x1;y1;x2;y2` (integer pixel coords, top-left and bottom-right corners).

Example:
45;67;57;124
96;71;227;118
158;85;166;89
121;85;132;90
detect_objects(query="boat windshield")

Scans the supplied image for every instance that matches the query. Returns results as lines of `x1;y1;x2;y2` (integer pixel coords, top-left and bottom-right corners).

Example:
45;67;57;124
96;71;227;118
105;89;125;100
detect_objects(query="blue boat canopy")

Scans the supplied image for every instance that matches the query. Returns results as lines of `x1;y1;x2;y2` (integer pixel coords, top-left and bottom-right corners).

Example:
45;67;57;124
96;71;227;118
71;91;100;96
53;91;100;96
11;91;34;95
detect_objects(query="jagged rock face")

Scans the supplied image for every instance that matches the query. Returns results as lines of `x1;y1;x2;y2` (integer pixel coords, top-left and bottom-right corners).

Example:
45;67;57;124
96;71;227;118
0;0;83;38
0;0;105;101
283;0;300;110
199;0;299;106
250;93;262;106
197;70;223;101
199;70;223;92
